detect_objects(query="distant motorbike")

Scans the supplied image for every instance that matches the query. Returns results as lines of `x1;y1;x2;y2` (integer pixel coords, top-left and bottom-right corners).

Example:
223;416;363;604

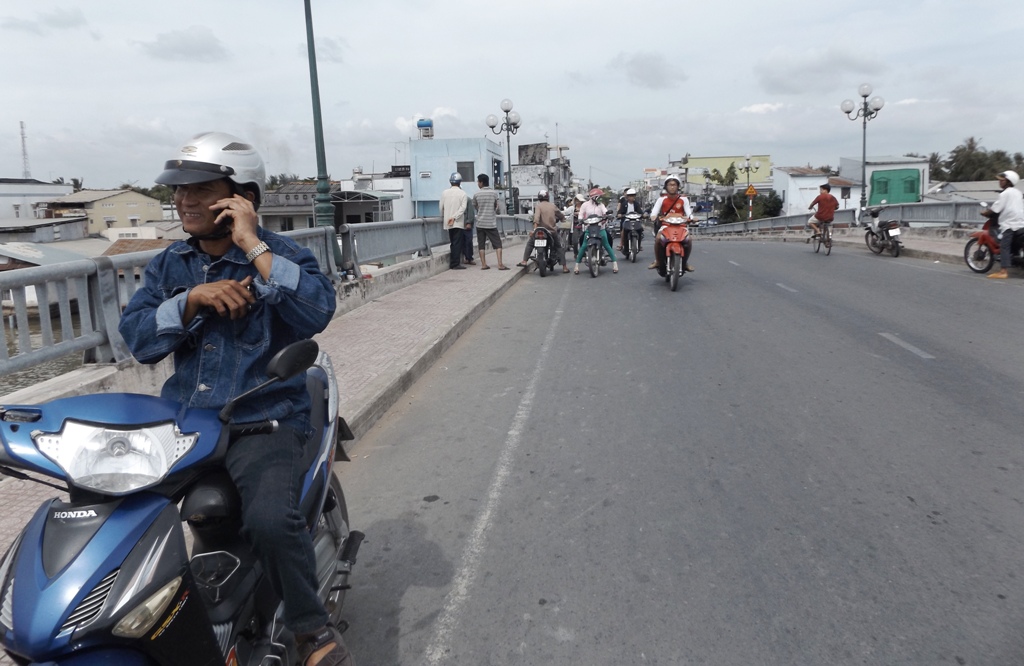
620;213;644;263
964;203;1024;273
864;201;902;257
659;213;691;292
582;215;609;278
0;340;362;666
528;226;561;277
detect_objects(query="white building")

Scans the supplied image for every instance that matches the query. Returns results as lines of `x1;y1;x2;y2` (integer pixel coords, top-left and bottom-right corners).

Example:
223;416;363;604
0;178;73;219
773;167;859;217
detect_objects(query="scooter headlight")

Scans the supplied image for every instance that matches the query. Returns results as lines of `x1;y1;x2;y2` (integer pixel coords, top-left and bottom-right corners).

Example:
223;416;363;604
33;421;198;495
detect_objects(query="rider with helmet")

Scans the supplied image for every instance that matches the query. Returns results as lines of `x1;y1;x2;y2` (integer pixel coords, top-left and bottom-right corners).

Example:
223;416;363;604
518;189;568;272
648;174;695;274
574;187;618;274
983;169;1024;279
616;187;644;253
440;171;470;269
118;133;351;666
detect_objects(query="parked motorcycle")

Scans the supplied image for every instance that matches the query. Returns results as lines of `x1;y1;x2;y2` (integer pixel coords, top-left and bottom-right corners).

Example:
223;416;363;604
964;203;1024;273
659;214;691;292
864;201;902;257
582;215;609;278
620;213;644;263
0;340;363;666
528;226;561;277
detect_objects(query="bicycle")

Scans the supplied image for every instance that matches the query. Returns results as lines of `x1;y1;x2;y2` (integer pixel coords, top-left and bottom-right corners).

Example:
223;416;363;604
813;222;833;255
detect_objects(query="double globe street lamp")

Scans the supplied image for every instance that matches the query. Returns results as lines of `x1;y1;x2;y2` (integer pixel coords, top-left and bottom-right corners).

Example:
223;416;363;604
841;84;885;215
736;154;760;220
486;99;521;212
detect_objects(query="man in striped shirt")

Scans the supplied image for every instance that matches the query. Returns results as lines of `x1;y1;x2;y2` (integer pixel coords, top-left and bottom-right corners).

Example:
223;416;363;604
473;174;508;270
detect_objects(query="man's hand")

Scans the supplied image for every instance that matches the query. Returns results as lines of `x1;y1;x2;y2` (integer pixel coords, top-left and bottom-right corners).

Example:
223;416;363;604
210;194;261;252
185;276;255;323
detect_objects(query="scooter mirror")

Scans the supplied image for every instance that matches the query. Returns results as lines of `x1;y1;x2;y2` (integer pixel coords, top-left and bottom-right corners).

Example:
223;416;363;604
266;339;320;381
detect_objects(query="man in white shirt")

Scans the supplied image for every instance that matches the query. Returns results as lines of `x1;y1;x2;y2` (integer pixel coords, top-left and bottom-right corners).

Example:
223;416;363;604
983;170;1024;279
440;172;469;270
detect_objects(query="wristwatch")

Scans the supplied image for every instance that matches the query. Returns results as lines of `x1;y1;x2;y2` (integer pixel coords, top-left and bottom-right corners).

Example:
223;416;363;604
245;241;271;263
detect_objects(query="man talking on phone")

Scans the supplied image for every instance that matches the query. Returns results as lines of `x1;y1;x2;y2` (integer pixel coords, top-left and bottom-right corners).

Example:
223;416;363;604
118;132;350;665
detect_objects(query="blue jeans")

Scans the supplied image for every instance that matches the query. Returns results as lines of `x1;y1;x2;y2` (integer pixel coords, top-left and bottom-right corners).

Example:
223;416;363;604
225;424;328;634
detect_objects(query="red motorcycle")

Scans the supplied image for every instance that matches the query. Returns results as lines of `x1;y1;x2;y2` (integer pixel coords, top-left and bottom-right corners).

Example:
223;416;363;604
659;213;691;291
964;208;1024;273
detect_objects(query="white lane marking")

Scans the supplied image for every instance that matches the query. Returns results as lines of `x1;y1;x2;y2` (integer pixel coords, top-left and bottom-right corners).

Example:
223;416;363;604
879;333;935;359
424;283;571;664
777;283;798;293
728;260;741;266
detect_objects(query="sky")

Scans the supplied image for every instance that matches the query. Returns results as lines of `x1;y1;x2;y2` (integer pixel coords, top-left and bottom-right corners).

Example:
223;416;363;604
1;0;1021;191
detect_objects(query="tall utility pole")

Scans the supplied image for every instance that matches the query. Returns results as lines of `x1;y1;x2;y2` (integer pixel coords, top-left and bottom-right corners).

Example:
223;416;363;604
20;121;31;179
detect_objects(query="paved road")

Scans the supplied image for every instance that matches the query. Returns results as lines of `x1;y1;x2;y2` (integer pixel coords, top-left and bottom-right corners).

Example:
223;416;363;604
341;241;1024;665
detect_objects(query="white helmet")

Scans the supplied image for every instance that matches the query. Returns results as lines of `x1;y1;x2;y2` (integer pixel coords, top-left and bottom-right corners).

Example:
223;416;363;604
664;174;682;188
537;189;549;201
625;188;637;196
449;172;463;185
156;132;266;209
575;193;587;203
998;170;1021;186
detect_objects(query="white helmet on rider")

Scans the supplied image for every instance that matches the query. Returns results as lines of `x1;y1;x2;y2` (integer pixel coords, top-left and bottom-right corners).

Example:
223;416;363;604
449;172;463;185
575;193;587;203
625;188;637;196
998;170;1021;186
664;174;682;189
537;189;549;201
156;131;266;210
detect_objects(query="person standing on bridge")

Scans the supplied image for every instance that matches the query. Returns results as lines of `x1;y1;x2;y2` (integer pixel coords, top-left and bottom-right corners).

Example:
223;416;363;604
473;173;508;270
440;172;469;270
983;170;1024;279
806;183;839;243
117;132;351;666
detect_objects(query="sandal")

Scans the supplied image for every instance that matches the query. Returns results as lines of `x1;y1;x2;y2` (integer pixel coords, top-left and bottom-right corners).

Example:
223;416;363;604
515;262;528;267
299;625;353;666
481;265;491;270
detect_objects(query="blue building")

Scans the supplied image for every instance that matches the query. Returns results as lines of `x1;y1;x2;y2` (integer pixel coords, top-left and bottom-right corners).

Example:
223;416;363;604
409;135;506;217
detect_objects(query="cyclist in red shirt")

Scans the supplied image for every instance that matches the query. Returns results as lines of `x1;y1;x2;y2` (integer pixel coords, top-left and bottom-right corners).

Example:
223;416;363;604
807;183;839;242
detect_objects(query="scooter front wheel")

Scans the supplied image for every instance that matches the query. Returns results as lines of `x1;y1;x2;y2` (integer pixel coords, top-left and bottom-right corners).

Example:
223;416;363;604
964;238;995;273
670;254;681;291
588;246;599;277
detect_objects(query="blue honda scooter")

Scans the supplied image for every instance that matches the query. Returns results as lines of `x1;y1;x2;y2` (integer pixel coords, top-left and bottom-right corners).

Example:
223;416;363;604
0;340;362;665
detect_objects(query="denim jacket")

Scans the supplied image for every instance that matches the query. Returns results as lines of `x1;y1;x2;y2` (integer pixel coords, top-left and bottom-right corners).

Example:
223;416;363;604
118;228;336;426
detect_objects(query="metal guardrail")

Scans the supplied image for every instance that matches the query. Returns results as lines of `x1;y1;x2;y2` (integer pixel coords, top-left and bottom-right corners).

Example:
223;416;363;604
700;201;984;235
2;214;536;377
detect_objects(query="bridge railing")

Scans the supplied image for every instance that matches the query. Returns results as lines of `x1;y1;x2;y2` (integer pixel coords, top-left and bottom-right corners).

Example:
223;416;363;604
700;200;984;235
2;215;535;378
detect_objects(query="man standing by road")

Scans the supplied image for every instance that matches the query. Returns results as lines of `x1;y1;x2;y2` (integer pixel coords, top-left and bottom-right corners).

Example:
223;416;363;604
118;132;351;666
440;172;469;270
983;170;1024;279
807;183;839;242
473;173;508;270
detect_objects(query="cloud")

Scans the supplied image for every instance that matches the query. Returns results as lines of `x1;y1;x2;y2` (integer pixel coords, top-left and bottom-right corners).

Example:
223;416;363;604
137;26;230;62
1;7;86;34
608;51;686;90
393;107;460;135
754;47;887;95
741;103;788;114
318;36;346;64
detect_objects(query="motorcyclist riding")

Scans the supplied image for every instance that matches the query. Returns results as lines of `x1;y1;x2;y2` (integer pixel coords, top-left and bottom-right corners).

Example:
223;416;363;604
616;187;644;253
574;187;618;274
648;174;695;274
982;169;1024;279
518;189;568;272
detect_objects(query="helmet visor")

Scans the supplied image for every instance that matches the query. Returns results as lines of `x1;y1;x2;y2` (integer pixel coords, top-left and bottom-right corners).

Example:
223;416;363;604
156;159;236;186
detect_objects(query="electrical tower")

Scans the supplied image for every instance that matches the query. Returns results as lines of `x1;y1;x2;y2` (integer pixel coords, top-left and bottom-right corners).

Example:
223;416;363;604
20;121;32;179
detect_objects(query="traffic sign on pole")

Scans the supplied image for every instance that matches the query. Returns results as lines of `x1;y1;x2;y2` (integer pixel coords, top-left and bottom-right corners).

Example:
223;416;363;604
745;185;757;197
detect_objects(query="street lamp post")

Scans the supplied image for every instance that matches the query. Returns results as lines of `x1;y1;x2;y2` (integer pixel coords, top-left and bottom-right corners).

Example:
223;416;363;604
486;99;521;214
736;154;760;220
303;0;347;274
841;83;885;218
